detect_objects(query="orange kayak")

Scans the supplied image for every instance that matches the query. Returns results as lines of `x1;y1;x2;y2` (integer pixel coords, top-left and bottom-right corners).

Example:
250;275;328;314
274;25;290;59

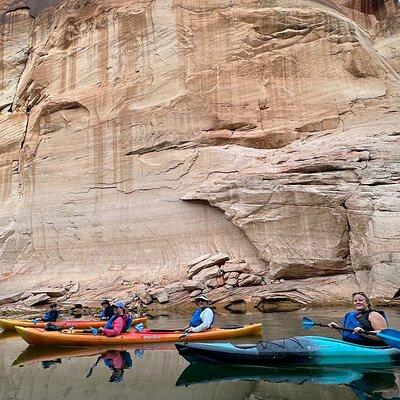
0;317;147;331
15;324;263;347
13;342;176;365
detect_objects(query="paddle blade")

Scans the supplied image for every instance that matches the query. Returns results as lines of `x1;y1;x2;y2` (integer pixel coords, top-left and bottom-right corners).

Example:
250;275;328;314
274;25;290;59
302;317;315;330
377;329;400;350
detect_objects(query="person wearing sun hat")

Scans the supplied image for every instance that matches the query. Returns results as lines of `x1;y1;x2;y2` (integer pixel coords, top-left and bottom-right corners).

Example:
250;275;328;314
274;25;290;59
184;294;215;333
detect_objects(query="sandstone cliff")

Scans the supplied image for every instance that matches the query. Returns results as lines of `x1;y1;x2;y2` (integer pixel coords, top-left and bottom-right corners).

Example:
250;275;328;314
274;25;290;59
0;0;399;311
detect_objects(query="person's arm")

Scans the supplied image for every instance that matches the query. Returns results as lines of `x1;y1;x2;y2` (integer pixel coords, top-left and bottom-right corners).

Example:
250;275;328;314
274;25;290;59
101;317;125;337
189;309;214;333
369;312;388;331
353;312;388;340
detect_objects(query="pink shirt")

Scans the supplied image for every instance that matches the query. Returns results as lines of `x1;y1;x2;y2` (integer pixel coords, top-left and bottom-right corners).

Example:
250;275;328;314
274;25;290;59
101;316;126;337
102;350;124;368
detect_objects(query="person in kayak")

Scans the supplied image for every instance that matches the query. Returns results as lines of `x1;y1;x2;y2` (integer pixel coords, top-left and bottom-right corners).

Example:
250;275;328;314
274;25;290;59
87;350;133;382
70;303;84;319
33;303;59;323
98;300;114;320
184;295;215;333
102;350;132;383
328;291;388;345
92;301;132;337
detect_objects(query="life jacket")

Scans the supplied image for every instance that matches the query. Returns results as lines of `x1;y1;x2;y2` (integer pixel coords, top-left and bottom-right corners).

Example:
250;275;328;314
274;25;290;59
99;305;115;320
342;310;387;345
121;351;132;368
104;314;132;332
43;310;59;322
189;307;215;328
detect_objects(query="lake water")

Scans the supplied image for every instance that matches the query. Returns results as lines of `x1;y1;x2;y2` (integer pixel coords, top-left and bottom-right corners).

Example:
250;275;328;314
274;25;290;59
1;307;400;400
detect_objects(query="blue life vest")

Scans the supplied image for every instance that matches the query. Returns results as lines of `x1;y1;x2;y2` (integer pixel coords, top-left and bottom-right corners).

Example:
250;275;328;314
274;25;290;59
189;308;215;328
99;306;114;320
342;311;387;344
121;351;132;368
43;310;59;322
103;315;132;332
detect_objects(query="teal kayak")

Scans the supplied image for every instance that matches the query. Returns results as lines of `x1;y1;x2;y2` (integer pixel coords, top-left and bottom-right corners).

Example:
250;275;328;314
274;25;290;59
176;336;400;366
176;363;365;386
176;362;400;400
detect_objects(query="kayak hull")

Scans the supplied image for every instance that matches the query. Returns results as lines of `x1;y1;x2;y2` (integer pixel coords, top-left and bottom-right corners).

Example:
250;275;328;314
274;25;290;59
176;336;400;367
15;323;262;347
0;317;147;331
13;342;176;365
176;362;400;391
176;363;366;387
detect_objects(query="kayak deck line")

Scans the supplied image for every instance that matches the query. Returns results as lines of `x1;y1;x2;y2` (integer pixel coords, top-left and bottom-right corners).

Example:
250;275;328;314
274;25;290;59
15;323;263;347
0;317;147;331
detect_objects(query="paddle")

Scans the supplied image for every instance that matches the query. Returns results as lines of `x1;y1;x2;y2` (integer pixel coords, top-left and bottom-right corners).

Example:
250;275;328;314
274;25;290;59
302;317;355;333
86;356;102;378
376;329;400;350
302;317;400;350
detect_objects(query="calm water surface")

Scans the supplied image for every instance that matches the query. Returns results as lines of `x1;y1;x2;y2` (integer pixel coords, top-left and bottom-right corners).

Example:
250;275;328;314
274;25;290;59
1;307;400;400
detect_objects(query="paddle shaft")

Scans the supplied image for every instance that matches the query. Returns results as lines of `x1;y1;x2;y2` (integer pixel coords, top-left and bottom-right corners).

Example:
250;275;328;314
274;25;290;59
86;356;101;378
314;322;373;335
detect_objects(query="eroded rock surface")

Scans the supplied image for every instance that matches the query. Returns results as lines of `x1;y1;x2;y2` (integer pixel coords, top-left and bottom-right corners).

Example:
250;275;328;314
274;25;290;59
0;0;399;310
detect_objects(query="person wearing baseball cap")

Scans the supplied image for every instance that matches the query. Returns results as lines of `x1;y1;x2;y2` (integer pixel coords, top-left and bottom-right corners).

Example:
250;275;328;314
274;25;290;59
92;301;132;337
184;294;215;333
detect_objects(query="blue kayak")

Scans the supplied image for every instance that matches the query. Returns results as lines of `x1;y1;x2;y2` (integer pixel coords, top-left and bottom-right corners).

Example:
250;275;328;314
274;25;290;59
176;363;366;386
176;336;400;367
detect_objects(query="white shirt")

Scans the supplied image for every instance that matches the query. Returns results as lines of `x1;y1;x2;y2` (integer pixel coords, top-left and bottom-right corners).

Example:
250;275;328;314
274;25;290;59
191;308;214;333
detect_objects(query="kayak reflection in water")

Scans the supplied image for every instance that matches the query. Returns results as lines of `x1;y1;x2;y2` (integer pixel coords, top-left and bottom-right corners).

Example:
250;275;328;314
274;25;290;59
349;371;400;400
176;363;400;400
41;358;62;369
102;350;132;383
328;292;388;346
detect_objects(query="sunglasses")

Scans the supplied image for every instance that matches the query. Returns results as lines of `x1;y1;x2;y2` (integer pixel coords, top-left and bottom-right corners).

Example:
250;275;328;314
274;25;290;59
352;291;368;297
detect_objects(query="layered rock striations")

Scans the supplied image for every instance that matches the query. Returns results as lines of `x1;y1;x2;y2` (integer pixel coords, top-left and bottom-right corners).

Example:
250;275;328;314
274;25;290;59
0;0;399;310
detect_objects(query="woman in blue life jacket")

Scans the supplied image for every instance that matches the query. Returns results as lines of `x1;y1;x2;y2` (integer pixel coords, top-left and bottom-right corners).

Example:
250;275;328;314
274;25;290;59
184;295;215;333
328;291;388;345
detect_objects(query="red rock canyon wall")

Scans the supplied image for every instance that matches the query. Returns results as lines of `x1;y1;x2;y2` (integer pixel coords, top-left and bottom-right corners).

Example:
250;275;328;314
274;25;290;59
0;0;399;310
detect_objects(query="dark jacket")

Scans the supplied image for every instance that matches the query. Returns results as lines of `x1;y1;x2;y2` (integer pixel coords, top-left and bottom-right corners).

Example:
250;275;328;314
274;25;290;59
43;309;59;322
